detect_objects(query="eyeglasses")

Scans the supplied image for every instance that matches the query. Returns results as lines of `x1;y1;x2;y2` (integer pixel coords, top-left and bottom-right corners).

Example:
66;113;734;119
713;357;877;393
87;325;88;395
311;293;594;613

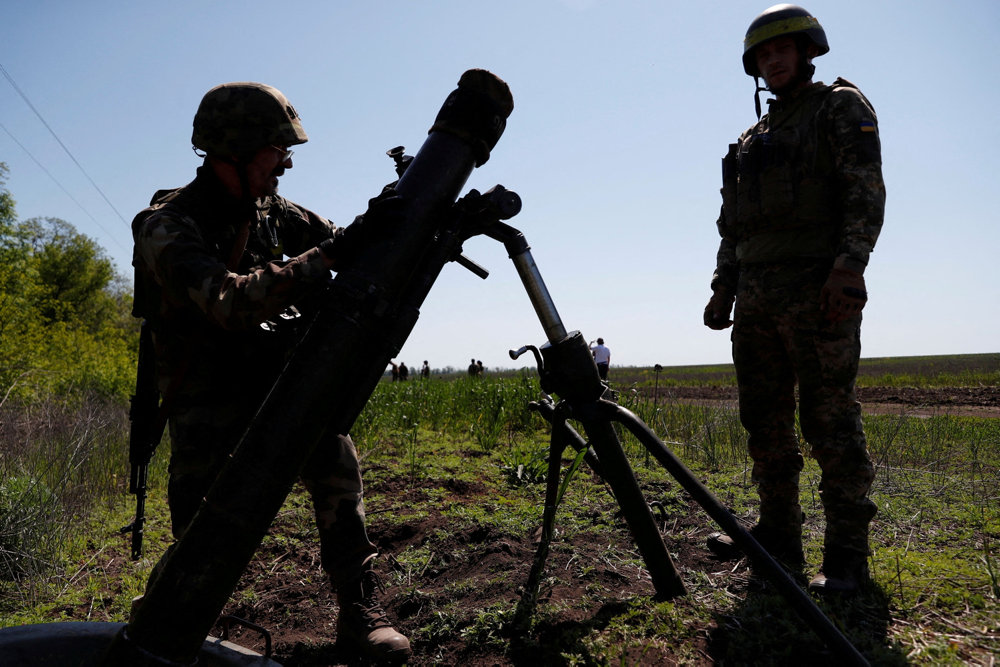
271;146;294;162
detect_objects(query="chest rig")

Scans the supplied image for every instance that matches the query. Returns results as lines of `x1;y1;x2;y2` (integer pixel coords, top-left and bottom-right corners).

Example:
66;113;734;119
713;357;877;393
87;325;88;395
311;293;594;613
721;82;846;264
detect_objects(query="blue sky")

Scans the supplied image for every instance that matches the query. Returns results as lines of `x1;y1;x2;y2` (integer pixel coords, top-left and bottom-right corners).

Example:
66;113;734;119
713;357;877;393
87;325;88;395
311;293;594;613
2;1;998;371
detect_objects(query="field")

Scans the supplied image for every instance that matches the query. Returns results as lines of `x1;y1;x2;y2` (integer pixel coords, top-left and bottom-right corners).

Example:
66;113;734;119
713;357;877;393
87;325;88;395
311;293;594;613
1;353;998;665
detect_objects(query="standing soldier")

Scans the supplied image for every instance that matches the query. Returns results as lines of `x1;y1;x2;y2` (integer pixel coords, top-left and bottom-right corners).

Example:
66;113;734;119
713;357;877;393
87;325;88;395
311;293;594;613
703;5;885;595
131;82;410;660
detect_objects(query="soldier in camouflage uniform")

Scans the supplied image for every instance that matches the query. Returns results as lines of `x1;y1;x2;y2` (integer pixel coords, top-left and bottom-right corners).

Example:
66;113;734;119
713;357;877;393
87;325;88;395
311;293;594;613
131;82;410;660
703;5;885;595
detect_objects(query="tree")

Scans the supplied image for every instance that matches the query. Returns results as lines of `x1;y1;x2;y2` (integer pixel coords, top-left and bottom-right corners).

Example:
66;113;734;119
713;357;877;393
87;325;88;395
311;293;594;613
0;163;15;229
0;163;137;400
25;217;117;330
0;164;38;354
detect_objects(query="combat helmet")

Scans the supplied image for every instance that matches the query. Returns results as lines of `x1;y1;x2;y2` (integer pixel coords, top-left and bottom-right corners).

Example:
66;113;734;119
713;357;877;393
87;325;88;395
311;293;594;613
192;82;308;158
742;4;828;77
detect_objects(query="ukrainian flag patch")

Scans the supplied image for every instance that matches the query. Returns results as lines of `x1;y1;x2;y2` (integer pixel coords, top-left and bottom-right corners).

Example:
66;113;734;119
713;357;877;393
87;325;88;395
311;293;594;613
860;121;876;133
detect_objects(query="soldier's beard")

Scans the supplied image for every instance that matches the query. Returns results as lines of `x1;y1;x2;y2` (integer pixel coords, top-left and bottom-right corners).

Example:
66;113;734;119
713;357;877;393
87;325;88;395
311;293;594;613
268;166;286;195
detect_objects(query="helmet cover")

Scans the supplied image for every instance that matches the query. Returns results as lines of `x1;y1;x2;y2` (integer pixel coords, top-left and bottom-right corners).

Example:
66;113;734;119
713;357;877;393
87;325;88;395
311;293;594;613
192;82;308;157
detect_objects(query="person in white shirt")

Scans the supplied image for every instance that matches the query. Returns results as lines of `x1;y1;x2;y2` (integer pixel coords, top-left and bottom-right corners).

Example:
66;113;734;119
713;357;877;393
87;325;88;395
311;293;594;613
590;338;611;380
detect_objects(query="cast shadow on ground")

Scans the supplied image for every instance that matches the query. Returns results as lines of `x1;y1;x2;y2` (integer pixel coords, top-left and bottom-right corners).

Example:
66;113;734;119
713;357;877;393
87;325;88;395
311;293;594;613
506;600;633;665
705;572;908;665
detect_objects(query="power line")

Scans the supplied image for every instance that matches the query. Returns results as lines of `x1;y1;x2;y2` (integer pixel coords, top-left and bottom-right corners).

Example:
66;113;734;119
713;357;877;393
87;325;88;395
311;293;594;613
0;121;127;250
0;61;130;239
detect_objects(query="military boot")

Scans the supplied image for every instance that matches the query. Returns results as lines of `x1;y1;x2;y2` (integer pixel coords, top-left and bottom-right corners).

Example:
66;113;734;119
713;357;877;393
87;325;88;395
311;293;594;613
808;546;870;595
706;523;805;568
810;498;875;595
336;566;411;663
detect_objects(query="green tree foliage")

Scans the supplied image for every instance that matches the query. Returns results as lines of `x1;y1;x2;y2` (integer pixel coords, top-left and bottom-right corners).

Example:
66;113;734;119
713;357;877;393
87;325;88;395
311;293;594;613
0;163;137;402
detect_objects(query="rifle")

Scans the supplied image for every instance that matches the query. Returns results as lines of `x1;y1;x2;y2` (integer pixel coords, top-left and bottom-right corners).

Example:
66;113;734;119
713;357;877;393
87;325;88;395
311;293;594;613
123;320;166;560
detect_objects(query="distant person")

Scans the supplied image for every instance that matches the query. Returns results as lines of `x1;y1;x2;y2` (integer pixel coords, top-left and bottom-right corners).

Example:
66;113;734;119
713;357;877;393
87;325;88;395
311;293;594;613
421;360;430;378
398;362;409;381
389;361;399;382
468;358;478;377
702;5;884;595
476;360;484;376
590;338;611;380
129;81;409;660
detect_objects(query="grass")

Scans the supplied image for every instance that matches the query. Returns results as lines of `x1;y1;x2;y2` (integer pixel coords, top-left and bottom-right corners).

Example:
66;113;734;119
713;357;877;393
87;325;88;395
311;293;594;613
0;353;998;664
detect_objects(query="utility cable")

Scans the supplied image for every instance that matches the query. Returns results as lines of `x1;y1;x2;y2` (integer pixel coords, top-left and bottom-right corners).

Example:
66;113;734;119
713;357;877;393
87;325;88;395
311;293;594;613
0;62;130;247
0;121;126;250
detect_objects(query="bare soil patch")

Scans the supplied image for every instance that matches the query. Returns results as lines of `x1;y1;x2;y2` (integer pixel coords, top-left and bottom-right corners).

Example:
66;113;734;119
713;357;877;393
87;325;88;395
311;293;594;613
214;478;731;666
645;385;1000;418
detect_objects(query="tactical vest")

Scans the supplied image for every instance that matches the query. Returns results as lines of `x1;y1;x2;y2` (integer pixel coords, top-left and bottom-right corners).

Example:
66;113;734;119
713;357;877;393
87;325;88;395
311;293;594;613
130;183;288;325
130;180;311;400
721;80;853;264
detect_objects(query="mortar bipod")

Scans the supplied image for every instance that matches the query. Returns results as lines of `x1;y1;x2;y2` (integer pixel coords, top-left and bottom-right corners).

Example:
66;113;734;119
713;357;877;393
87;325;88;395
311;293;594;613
502;316;687;613
489;222;869;667
528;395;869;667
509;382;687;634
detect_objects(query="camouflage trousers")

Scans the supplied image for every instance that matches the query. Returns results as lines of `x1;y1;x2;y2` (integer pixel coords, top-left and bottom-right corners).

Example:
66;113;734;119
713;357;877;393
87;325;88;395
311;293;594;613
165;396;378;589
732;263;876;554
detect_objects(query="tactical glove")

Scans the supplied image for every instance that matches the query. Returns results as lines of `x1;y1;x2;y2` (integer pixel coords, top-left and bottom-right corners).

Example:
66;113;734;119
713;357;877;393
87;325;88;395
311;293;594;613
704;289;735;330
820;268;867;322
318;191;405;269
318;226;355;269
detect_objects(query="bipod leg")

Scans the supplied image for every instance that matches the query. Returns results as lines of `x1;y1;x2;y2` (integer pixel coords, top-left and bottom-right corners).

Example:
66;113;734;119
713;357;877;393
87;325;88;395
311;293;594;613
575;407;687;599
601;401;870;667
513;407;575;633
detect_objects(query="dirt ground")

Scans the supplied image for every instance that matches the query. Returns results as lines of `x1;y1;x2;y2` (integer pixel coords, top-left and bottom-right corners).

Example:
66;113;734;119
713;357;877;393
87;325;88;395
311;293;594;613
217;478;727;667
647;385;1000;418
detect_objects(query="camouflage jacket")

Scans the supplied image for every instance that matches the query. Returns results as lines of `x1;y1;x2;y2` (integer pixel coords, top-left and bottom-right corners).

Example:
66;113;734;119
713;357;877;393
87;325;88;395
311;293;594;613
132;165;337;403
712;78;885;293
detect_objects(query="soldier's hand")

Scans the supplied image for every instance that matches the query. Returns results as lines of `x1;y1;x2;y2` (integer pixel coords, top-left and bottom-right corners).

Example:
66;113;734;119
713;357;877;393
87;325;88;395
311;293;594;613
319;191;405;269
345;190;406;247
704;289;735;330
821;268;867;322
360;189;406;232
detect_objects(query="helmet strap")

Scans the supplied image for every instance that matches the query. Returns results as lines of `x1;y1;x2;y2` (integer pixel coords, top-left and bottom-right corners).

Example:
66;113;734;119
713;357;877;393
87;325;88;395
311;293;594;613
789;47;816;91
235;162;253;204
755;48;816;113
753;76;766;120
215;155;258;207
801;59;816;82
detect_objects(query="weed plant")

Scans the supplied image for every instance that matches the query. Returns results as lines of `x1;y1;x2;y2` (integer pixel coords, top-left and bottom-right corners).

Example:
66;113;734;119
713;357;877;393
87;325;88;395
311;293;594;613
0;393;141;608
